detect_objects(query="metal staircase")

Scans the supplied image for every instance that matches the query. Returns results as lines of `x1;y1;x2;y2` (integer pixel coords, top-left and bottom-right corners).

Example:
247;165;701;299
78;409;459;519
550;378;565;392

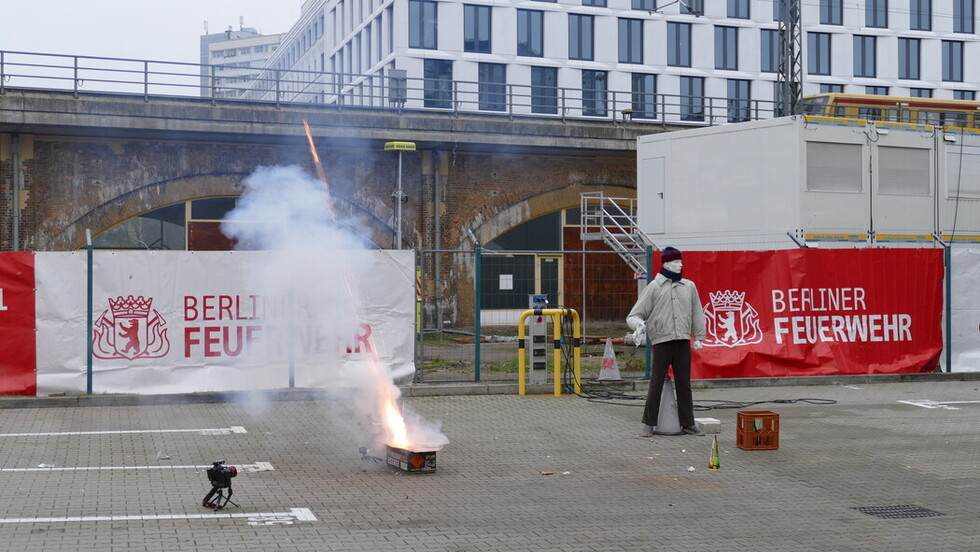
579;192;654;276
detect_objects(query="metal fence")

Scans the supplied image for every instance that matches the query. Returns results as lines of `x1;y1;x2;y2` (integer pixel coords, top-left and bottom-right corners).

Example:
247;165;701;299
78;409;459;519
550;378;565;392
0;49;778;125
416;248;653;383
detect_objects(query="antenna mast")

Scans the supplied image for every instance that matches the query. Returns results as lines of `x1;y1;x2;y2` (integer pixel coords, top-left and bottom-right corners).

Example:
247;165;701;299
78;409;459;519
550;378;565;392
776;0;802;116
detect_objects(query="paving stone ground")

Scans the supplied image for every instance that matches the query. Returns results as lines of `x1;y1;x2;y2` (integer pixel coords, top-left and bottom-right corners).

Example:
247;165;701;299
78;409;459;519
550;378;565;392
0;377;977;551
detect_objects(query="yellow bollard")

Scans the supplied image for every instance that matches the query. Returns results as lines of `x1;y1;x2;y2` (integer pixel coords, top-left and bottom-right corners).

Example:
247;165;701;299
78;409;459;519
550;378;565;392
516;308;580;397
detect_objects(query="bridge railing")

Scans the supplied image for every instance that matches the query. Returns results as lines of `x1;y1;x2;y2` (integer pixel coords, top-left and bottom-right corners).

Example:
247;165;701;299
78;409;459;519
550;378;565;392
0;49;778;124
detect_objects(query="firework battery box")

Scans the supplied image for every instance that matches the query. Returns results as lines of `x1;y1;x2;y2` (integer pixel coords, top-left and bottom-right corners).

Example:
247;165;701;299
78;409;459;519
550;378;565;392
386;445;437;474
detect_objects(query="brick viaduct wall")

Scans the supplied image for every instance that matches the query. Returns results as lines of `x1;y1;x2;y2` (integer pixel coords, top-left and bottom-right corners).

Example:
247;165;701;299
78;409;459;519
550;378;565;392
0;133;634;252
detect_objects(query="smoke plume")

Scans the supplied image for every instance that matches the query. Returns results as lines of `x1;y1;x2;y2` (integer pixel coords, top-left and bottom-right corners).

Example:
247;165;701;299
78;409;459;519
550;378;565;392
221;164;448;452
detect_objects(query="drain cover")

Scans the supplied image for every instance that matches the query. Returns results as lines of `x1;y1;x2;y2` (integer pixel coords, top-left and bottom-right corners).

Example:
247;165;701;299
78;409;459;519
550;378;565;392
851;505;945;519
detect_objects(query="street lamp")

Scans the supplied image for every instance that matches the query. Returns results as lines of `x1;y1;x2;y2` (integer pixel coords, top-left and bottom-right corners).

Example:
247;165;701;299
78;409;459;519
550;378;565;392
384;141;416;249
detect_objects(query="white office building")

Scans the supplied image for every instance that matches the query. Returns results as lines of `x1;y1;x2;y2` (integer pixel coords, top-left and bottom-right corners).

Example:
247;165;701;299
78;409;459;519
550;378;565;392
200;27;285;99
248;0;979;121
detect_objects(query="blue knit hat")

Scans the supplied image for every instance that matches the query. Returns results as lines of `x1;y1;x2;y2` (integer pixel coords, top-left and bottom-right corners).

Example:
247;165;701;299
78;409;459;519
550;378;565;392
660;247;682;264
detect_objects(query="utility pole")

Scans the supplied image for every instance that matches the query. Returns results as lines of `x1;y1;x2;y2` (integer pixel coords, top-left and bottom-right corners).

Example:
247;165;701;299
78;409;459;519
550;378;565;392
384;141;416;249
777;0;803;117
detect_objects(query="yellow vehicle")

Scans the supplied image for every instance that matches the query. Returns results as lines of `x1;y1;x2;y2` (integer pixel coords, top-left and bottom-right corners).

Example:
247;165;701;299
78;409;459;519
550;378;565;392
800;93;980;128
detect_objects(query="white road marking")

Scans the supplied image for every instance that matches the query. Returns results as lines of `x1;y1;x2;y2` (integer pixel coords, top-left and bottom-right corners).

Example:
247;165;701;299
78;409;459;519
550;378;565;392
0;508;315;526
0;461;274;473
0;426;248;437
897;399;980;410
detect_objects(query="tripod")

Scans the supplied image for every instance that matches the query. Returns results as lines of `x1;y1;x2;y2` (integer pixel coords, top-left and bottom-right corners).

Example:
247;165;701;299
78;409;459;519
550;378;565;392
202;485;239;510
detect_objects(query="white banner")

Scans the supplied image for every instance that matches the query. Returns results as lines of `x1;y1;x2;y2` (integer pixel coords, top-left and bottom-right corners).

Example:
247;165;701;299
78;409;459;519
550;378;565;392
951;247;980;372
36;250;415;395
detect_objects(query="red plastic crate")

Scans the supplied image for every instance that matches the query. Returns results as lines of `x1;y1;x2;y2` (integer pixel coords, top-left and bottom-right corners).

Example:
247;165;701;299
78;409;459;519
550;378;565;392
736;410;779;450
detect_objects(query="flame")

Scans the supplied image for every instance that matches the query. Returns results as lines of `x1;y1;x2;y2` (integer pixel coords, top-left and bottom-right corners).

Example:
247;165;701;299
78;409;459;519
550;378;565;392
382;395;410;449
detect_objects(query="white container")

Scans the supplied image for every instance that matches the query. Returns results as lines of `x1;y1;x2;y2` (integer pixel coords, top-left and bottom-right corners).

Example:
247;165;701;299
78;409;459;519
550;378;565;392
636;115;980;251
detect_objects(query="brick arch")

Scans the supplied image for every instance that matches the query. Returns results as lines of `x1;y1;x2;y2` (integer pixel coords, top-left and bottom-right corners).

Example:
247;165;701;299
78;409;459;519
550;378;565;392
47;173;393;250
468;183;637;246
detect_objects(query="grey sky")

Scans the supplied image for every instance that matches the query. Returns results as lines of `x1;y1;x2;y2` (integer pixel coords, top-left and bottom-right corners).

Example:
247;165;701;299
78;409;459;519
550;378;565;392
0;0;303;63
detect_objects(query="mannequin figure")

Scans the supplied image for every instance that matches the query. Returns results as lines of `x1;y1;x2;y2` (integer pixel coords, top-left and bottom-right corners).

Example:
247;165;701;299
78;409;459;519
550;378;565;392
626;247;706;437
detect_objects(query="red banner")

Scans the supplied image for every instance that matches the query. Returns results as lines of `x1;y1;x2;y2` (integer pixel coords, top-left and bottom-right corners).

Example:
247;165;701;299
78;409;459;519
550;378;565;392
0;252;36;395
683;249;943;378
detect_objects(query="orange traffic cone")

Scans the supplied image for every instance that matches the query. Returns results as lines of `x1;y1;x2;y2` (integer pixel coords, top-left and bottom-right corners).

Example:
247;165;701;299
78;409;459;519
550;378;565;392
597;338;622;381
708;435;721;471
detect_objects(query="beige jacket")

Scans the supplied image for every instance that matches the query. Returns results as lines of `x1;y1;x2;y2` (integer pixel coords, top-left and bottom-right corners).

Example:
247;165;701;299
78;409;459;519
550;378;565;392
626;273;706;345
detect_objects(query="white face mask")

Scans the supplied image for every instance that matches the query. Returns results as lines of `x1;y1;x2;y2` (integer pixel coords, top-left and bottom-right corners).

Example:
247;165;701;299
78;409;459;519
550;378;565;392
663;260;682;273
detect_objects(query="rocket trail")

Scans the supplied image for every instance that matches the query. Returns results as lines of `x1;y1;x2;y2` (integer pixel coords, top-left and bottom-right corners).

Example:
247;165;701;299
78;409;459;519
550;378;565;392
301;120;412;449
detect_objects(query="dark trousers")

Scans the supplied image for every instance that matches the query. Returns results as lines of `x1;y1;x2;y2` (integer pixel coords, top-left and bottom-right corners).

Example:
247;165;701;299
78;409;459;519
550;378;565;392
641;339;695;427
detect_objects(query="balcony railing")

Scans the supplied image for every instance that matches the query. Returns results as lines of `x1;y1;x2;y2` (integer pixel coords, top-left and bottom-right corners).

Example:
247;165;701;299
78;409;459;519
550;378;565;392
0;50;778;125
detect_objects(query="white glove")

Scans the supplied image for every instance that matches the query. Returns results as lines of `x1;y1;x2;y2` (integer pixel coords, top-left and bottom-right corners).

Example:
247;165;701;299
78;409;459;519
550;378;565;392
631;321;647;347
693;340;704;351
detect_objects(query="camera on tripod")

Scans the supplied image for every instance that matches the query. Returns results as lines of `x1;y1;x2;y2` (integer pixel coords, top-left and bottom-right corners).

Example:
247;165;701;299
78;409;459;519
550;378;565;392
202;461;238;510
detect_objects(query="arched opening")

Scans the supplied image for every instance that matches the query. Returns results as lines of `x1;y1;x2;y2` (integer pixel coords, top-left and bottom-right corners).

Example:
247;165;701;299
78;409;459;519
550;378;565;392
468;186;639;325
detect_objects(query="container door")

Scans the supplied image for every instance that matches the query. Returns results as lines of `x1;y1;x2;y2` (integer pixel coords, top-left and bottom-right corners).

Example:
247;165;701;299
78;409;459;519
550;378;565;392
870;129;936;242
639;156;665;234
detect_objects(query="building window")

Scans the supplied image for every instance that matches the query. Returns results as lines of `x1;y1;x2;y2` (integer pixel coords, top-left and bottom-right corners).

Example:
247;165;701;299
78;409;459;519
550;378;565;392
582;70;608;117
631;73;656;119
866;86;888;95
569;14;594;61
386;5;394;54
478;63;506;111
954;90;976;100
409;0;437;49
820;0;843;24
820;83;845;93
854;35;876;78
632;0;655;9
727;79;751;122
910;0;931;30
866;0;888;27
715;26;738;70
808;32;831;75
728;0;750;18
943;41;964;82
898;38;920;80
583;0;606;5
517;10;544;57
531;66;558;114
954;0;975;33
668;22;692;67
761;29;779;73
681;0;702;14
909;88;932;97
619;19;643;64
464;5;491;53
680;76;705;121
423;59;452;108
94;203;187;250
